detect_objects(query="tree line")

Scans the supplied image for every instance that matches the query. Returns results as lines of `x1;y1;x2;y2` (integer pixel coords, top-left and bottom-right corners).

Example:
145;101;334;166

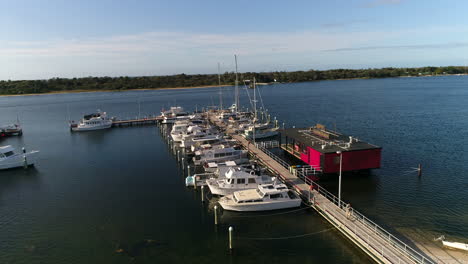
1;66;467;95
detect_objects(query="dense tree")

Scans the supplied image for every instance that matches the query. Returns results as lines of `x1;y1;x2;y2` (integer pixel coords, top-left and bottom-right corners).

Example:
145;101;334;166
1;66;467;95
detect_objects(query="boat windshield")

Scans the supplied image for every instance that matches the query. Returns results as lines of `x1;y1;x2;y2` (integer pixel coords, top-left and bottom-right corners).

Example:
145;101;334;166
4;151;14;157
256;189;264;197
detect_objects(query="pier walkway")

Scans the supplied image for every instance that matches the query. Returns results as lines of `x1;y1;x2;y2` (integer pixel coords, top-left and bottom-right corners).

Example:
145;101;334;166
231;134;434;264
111;117;162;127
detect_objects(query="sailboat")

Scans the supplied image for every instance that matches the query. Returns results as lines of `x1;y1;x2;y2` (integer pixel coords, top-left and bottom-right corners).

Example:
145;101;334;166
242;77;278;140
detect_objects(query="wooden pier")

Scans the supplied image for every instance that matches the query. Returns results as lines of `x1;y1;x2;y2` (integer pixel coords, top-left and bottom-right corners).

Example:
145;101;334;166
231;134;434;264
111;116;163;127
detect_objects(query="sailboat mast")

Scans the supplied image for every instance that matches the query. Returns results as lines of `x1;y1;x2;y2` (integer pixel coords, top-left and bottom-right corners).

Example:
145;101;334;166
218;62;223;110
234;54;239;113
253;77;257;143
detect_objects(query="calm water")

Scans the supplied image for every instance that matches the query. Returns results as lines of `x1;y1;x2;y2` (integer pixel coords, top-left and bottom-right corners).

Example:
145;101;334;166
0;76;467;263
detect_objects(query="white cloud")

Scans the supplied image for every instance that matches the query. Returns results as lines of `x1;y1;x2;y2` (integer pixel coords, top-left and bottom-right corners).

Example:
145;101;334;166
2;26;468;79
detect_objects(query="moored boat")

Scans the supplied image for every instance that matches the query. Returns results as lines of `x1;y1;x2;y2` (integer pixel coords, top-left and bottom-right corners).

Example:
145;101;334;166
218;184;301;211
207;167;275;196
193;146;247;166
0;124;22;137
436;235;468;251
0;145;39;170
70;111;113;132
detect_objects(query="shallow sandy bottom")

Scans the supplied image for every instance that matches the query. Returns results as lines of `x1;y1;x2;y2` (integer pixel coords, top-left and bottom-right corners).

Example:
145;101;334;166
398;228;468;264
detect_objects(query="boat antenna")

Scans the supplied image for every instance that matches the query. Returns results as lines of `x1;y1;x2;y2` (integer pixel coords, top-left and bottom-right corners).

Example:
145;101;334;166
234;54;239;113
218;62;223;111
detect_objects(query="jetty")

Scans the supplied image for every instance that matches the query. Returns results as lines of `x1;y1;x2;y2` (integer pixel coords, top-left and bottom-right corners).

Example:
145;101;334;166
111;116;163;127
168;111;435;264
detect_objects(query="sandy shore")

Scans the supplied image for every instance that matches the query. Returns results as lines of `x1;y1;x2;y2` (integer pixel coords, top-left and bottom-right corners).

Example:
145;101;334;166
0;84;233;98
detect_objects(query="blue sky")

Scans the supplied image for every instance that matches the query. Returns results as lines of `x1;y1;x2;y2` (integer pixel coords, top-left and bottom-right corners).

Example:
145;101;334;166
1;0;468;80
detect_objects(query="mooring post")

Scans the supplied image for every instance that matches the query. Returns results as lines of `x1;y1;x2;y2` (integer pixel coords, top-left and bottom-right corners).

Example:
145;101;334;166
201;185;205;202
214;205;218;225
22;147;27;169
418;164;422;177
229;226;233;251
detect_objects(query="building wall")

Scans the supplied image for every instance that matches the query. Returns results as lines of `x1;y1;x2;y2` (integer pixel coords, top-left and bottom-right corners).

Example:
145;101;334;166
322;148;382;173
305;147;322;171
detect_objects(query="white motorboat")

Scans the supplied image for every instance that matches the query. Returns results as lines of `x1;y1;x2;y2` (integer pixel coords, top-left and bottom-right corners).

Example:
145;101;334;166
161;106;191;124
436;236;468;251
170;121;191;142
0;145;39;170
443;240;468;251
203;159;251;173
70;111;113;132
207;167;275;196
0;123;22;136
243;122;279;139
190;138;238;153
180;125;220;148
193;147;247;166
219;184;302;212
182;134;222;148
186;161;263;186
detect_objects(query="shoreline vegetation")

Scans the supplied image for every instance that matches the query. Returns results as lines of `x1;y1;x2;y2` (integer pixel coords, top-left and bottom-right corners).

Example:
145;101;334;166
1;66;467;96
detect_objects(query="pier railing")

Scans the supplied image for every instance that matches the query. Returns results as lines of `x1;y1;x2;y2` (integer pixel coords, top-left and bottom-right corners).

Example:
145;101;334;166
255;142;433;264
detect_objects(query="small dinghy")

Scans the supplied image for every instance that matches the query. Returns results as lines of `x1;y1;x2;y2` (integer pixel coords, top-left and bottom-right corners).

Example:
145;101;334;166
435;235;468;251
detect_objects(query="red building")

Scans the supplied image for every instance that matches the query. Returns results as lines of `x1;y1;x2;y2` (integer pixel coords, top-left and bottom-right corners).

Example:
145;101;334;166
280;124;381;174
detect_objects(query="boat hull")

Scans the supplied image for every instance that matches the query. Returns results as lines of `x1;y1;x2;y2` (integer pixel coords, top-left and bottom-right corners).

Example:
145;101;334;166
443;241;468;251
71;123;112;132
0;151;39;170
219;198;301;212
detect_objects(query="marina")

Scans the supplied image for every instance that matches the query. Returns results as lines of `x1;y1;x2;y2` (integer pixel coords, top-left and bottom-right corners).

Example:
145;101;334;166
1;77;468;263
155;105;435;263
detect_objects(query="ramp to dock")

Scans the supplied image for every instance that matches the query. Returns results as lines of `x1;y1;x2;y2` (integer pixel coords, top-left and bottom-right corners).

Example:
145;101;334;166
232;134;435;264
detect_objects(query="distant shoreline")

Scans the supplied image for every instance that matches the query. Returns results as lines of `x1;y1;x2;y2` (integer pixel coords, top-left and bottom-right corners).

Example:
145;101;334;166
1;73;467;98
0;84;233;98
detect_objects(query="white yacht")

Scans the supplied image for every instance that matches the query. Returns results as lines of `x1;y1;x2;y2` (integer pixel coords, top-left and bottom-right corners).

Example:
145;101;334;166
180;125;220;148
219;184;301;212
170;121;191;142
193;147;247;166
186;161;262;187
243;122;279;139
70;111;113;132
0;145;39;170
207;167;276;196
202;159;251;173
190;138;238;153
182;134;222;148
161;106;191;124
